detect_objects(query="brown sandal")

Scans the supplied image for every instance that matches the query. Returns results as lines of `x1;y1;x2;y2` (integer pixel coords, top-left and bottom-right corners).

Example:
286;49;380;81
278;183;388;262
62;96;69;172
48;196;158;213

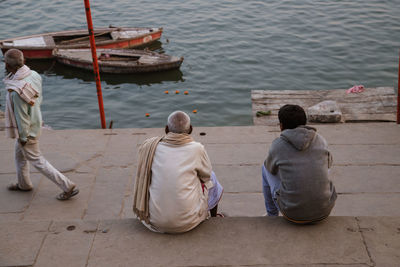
7;183;32;192
56;186;79;201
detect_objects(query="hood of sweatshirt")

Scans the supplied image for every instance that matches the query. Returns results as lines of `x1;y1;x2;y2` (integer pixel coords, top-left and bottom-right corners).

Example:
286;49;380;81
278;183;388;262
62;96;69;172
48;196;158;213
280;125;317;151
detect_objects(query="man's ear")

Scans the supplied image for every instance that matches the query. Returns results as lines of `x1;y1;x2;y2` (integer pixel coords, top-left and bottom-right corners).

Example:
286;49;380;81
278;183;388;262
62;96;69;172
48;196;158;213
279;123;284;132
188;125;193;134
165;125;169;134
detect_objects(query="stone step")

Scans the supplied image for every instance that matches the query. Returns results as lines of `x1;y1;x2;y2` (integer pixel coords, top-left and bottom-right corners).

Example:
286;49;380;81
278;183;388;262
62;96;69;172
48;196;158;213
1;216;399;267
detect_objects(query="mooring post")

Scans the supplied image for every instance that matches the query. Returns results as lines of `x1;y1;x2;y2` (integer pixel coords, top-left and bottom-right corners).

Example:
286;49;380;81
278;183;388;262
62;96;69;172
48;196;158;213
83;0;106;129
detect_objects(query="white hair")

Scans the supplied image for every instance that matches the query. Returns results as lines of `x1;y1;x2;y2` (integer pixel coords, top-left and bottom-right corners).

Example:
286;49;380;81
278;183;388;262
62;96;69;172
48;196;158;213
167;111;191;133
4;49;24;69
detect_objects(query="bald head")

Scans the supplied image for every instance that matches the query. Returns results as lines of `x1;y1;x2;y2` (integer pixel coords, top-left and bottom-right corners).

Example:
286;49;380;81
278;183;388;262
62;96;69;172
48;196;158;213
167;111;192;134
4;49;24;73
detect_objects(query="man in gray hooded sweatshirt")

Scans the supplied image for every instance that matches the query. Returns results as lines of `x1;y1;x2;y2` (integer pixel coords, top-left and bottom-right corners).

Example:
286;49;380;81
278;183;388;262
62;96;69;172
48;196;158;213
262;104;337;223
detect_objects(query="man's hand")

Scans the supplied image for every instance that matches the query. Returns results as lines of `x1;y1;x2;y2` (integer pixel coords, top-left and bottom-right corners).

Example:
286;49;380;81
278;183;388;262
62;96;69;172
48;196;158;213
19;139;27;146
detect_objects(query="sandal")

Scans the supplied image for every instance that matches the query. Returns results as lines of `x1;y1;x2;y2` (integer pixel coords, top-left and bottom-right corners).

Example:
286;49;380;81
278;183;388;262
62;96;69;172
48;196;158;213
7;183;32;192
216;213;226;218
57;186;79;201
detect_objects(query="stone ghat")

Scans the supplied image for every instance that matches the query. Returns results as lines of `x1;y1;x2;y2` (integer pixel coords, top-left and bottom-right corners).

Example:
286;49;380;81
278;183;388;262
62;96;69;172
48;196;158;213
0;110;4;131
252;87;397;126
2;217;400;267
1;125;400;266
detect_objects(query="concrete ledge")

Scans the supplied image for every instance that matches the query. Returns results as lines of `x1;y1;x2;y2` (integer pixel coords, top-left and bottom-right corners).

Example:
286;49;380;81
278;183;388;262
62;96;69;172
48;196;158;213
1;216;399;267
0;125;399;266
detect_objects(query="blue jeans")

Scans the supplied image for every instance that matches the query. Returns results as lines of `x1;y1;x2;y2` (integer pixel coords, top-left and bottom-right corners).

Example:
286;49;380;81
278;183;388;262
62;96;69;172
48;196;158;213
207;171;223;210
262;165;281;216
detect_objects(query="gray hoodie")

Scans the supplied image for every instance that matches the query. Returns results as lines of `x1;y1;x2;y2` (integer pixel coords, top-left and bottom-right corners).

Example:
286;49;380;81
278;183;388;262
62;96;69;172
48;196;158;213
264;126;337;222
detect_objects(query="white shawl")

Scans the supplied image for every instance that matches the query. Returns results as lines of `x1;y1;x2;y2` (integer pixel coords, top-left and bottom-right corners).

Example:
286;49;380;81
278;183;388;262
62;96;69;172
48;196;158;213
3;65;39;139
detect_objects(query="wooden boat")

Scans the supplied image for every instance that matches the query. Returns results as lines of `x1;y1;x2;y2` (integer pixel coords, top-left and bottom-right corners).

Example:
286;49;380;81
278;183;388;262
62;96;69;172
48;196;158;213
53;48;184;74
0;27;163;59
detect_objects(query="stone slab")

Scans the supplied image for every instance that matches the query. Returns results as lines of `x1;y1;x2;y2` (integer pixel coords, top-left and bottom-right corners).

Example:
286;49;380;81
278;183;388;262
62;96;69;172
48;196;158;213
0;173;41;213
88;217;370;267
219;192;266;217
48;128;110;139
23;173;95;221
213;265;369;267
332;165;400;193
41;152;80;173
84;167;132;220
0;213;22;222
0;220;50;267
132;126;279;146
0;151;16;174
330;144;400;165
0;149;80;174
35;129;65;145
101;151;136;169
307;100;342;123
213;164;262;193
332;193;400;216
111;127;162;136
194;126;278;144
46;129;109;153
35;220;98;267
0;137;14;152
205;143;268;165
72;151;104;171
357;216;400;267
121;194;134;219
317;123;400;145
106;131;141;152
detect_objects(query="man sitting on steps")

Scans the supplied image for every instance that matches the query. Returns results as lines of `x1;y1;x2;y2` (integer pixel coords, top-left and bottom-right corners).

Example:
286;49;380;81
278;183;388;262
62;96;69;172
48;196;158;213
262;104;337;223
133;110;224;233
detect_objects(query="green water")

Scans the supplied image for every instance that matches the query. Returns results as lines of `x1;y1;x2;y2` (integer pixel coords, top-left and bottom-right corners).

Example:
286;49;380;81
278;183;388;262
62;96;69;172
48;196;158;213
1;0;399;129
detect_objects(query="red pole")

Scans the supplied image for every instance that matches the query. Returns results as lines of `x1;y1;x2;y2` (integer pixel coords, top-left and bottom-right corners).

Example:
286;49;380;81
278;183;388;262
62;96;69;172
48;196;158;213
397;50;400;124
83;0;106;129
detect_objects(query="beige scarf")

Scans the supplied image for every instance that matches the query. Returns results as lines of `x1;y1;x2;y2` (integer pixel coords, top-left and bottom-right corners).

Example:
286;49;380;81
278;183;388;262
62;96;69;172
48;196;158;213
133;132;194;223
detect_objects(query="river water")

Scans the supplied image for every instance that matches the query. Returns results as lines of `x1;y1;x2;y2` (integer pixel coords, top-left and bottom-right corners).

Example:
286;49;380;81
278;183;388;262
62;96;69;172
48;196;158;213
1;0;399;129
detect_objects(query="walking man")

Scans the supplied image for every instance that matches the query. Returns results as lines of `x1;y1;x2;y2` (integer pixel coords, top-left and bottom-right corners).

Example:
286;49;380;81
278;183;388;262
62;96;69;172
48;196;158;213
262;104;337;223
3;49;79;200
133;111;223;233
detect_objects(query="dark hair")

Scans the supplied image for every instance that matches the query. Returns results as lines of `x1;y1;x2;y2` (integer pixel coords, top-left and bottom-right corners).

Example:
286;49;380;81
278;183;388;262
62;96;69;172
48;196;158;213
278;104;307;130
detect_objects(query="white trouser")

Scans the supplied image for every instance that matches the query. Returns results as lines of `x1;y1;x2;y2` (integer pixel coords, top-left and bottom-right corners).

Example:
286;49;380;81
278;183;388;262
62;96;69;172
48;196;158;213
15;138;74;192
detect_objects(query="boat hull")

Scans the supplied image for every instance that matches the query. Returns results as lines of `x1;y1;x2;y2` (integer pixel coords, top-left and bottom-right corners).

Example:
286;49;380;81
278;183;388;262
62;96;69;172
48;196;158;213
0;27;163;59
54;49;183;74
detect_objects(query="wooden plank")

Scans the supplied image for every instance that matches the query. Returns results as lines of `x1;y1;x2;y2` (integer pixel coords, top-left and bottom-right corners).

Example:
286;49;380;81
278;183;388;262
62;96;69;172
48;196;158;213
252;87;397;125
344;113;396;122
43;35;55;46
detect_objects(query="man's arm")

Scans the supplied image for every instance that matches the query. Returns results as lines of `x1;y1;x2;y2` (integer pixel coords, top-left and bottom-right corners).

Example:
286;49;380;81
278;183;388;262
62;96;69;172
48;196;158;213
197;147;212;185
11;92;31;143
327;151;333;169
264;144;279;175
321;134;333;169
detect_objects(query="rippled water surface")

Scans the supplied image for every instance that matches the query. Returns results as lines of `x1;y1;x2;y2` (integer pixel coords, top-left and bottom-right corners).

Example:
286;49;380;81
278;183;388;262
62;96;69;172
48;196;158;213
1;0;399;129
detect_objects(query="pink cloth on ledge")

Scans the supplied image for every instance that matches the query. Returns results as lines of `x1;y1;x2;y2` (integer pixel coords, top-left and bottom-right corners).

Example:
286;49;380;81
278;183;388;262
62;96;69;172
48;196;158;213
346;85;365;94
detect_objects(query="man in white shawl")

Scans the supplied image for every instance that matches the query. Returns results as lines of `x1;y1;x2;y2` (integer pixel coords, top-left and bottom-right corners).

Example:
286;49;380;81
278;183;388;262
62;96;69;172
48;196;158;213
133;111;224;233
3;49;79;200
